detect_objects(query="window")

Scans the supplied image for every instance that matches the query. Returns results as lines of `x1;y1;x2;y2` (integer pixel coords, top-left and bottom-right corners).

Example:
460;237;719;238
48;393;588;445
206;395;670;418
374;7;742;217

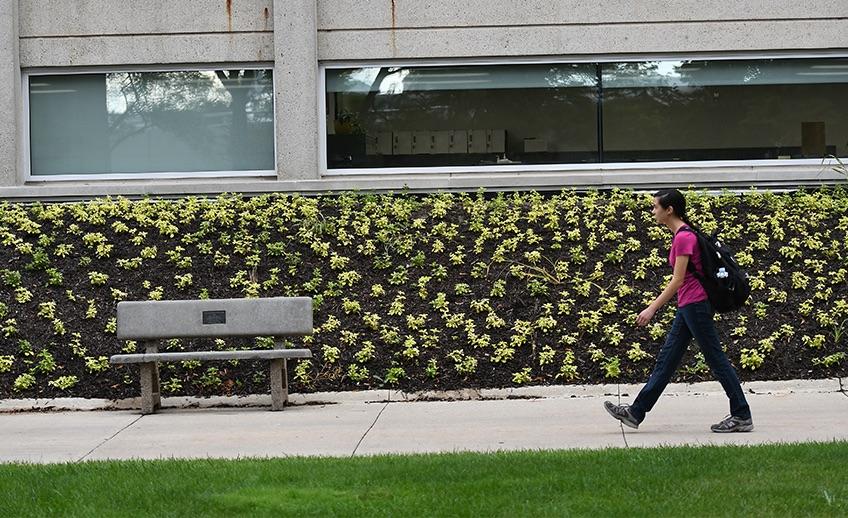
602;59;848;162
325;57;848;171
29;69;274;177
325;64;599;169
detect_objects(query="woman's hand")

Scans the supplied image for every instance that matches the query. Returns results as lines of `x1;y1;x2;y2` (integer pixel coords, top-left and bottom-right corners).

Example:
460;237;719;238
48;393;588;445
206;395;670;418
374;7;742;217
636;307;656;327
635;255;688;327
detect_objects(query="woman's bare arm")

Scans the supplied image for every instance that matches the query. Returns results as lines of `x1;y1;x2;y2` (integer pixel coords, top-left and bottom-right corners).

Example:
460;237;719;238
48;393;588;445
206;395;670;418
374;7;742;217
636;254;689;326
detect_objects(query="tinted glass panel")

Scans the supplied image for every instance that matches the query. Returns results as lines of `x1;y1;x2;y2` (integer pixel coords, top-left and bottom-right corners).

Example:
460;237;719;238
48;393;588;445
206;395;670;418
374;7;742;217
602;59;848;162
30;70;274;175
326;64;599;169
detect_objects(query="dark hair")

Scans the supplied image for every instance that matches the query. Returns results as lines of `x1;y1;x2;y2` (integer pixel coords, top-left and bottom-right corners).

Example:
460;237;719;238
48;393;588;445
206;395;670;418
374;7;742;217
653;189;696;229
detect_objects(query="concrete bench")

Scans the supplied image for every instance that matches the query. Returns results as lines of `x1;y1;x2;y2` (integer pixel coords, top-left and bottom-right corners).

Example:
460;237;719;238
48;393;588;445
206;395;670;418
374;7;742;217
110;297;313;414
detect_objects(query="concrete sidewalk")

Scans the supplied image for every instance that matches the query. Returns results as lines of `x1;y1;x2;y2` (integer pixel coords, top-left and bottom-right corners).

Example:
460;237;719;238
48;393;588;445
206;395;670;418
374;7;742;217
1;379;845;463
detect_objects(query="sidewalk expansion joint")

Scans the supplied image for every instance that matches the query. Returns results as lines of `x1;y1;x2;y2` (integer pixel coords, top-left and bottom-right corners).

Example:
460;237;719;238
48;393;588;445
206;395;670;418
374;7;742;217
77;414;144;463
351;400;390;458
615;382;630;448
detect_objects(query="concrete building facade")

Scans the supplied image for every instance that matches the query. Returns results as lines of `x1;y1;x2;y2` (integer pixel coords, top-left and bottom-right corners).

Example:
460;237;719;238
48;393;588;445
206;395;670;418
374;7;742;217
1;0;846;199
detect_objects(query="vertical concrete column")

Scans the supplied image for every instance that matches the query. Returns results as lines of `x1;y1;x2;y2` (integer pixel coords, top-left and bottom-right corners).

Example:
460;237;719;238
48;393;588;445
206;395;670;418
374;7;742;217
0;0;21;186
273;0;320;180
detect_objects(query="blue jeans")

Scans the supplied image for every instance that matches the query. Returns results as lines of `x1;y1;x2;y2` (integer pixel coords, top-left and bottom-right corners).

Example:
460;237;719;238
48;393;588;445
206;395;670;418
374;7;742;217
630;301;751;422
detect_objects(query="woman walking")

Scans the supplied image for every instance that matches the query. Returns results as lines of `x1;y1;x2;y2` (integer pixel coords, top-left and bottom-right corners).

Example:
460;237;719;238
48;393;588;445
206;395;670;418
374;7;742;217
604;189;753;432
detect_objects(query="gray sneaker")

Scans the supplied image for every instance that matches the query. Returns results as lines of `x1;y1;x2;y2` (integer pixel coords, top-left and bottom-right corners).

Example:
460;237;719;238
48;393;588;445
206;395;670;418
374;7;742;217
711;415;754;433
604;401;639;429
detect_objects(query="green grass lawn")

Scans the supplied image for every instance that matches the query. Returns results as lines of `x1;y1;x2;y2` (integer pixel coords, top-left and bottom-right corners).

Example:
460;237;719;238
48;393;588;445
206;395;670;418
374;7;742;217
2;441;847;517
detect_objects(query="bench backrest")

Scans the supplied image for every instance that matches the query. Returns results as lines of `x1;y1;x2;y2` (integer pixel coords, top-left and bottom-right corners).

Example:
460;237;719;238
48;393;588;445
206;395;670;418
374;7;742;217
116;297;313;340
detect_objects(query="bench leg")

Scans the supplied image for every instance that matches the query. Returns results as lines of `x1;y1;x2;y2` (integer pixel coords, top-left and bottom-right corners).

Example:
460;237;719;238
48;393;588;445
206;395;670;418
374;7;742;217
142;341;161;411
151;363;161;410
140;362;159;414
270;358;288;411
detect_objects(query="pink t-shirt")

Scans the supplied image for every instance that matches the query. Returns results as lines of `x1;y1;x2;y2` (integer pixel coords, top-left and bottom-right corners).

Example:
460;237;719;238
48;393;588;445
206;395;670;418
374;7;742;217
669;227;709;307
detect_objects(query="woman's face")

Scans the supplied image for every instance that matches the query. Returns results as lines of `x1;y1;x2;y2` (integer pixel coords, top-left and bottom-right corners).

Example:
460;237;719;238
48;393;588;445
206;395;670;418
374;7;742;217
651;197;671;224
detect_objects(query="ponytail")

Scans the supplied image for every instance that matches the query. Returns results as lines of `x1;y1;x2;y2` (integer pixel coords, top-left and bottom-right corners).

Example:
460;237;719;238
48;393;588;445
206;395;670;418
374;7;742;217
681;215;698;231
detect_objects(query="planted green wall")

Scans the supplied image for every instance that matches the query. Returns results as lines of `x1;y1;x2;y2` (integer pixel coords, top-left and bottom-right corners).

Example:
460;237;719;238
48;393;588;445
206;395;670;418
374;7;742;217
0;189;846;398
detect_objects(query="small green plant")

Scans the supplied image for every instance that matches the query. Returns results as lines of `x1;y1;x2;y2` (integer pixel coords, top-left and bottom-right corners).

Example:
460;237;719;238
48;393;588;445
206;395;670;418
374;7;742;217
88;271;109;286
681;353;710;376
346;364;369;383
424;358;438;378
48;375;79;390
117;257;143;270
490;342;515;363
802;334;827;349
383;366;406;385
812;352;845;368
37;301;57;320
447;350;477;375
52;319;66;336
198;368;222;388
341;298;361;314
174;273;193;289
322;345;340;364
2;319;18;338
45;268;64;286
85;299;98;319
490;279;507;298
2;269;22;287
35;350;57;373
626;343;651;362
602;356;621;378
148;286;164;300
14;287;32;303
354;341;375;363
104;317;117;334
0;355;14;372
512;367;532;384
14;373;36;391
213;251;229;266
140;246;158;259
162;377;183;394
430;292;449;312
54;243;74;257
401;337;420;359
293;360;313;387
555;350;579;381
740;349;765;370
85;356;110;373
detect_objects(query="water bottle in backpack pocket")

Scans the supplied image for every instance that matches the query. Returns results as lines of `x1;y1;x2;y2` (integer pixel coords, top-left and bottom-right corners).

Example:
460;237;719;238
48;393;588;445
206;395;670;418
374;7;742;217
679;227;751;313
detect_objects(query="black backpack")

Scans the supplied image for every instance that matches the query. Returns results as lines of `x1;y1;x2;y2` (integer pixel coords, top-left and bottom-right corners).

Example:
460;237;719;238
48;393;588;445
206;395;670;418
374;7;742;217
678;227;751;313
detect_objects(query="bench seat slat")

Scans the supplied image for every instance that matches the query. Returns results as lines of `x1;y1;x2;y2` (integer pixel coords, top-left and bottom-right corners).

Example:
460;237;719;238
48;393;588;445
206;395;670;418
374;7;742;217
110;349;312;364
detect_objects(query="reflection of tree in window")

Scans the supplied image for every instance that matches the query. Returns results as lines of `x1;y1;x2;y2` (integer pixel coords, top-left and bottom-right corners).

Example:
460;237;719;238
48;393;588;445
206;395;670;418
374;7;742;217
603;61;704;106
107;70;272;168
603;61;708;157
329;64;601;165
